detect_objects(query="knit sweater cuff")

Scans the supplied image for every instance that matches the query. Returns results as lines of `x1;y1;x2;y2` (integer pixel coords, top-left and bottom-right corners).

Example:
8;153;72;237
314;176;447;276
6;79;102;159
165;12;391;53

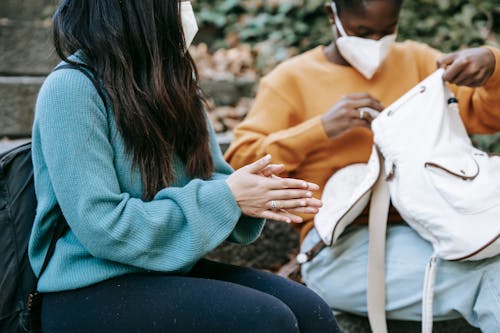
287;115;330;153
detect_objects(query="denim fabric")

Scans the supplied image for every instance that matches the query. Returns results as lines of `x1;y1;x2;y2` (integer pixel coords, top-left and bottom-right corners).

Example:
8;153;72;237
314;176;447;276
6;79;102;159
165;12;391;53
301;224;500;333
42;259;339;333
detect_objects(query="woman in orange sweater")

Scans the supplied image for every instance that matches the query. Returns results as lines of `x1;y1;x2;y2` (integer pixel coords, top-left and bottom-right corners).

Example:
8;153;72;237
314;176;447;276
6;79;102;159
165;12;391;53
225;0;500;331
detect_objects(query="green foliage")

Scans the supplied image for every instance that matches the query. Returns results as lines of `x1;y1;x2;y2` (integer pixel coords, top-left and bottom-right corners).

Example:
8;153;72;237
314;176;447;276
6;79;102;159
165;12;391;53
193;0;500;152
194;0;500;69
194;0;332;65
194;0;329;71
472;133;500;153
398;0;500;51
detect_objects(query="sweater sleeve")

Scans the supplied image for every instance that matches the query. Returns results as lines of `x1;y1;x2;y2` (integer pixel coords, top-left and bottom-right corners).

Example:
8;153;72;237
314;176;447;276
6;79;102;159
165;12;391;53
206;118;266;244
36;69;261;272
225;78;331;174
413;42;500;134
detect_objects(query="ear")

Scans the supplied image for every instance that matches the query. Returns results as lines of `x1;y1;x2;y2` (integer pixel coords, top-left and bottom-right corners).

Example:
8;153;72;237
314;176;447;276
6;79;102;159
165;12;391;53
324;3;335;25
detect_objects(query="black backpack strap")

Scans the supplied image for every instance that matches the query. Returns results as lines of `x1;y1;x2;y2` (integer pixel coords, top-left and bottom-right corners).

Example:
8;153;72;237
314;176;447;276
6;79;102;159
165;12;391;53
26;215;68;332
27;63;108;332
33;62;106;281
53;63;108;109
36;215;69;282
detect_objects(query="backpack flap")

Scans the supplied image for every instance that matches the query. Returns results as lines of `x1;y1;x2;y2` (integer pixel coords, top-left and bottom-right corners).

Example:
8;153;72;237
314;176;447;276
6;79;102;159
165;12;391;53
371;69;500;262
425;148;500;214
314;146;380;245
365;69;500;333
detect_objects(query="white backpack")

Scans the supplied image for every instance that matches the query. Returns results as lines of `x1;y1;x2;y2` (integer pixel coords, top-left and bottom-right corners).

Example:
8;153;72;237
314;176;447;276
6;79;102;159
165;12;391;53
310;69;500;333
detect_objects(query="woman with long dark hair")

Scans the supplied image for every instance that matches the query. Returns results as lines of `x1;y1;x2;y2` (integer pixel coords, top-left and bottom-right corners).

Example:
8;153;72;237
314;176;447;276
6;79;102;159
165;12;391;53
28;1;340;332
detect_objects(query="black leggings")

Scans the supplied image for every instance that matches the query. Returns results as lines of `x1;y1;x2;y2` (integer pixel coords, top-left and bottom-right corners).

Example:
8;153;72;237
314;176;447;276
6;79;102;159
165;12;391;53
41;259;340;333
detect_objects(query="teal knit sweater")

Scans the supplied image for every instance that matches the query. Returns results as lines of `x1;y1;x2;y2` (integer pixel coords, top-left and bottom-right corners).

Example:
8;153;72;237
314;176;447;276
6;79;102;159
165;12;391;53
29;61;265;292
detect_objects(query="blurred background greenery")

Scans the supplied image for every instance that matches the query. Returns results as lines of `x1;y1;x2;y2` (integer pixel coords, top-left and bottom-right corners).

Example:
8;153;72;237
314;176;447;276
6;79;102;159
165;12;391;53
194;0;499;73
192;0;500;152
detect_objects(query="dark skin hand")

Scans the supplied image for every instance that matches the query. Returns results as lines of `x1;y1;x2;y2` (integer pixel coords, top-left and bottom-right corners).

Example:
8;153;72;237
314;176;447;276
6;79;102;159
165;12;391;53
437;47;496;87
321;93;383;139
321;48;496;139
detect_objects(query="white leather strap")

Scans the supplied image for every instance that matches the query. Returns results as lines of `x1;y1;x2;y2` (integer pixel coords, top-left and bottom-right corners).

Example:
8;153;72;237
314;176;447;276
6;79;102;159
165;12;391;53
367;149;391;333
422;254;438;333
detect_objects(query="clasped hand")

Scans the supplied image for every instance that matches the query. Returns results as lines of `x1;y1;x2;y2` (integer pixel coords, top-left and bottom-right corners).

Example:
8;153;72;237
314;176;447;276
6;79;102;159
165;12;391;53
226;155;322;223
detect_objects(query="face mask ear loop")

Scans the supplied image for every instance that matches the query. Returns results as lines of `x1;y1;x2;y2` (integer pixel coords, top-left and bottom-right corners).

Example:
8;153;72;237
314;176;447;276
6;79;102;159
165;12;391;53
331;2;348;37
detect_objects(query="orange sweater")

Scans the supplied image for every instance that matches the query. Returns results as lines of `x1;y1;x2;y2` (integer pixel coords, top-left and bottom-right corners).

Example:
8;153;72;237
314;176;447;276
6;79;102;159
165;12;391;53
224;41;500;241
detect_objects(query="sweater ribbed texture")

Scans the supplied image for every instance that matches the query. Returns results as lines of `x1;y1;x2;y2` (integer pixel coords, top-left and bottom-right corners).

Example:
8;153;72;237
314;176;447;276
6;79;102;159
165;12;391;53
29;59;264;292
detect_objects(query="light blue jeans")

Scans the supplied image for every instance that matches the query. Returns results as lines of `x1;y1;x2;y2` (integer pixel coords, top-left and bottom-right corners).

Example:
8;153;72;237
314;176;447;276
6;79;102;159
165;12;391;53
301;224;500;333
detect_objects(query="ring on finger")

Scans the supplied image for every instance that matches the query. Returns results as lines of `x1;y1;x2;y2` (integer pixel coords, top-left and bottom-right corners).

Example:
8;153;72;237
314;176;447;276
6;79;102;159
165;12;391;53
359;109;365;119
270;200;280;211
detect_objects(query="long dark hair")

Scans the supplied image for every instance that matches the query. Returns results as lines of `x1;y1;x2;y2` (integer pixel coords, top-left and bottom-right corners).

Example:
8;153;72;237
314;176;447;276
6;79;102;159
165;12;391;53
53;0;214;200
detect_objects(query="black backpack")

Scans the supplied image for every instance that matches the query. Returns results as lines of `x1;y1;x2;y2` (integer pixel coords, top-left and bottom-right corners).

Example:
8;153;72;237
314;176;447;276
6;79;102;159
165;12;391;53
0;143;67;333
0;64;105;333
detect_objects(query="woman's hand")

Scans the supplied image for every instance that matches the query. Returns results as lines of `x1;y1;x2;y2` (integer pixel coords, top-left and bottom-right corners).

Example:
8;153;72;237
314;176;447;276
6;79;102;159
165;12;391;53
226;155;322;223
321;93;383;139
437;47;495;87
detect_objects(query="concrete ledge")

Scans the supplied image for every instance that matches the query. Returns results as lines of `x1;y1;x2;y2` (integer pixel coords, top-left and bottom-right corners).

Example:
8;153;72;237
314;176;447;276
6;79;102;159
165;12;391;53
200;78;255;106
0;76;255;138
0;19;58;75
336;313;480;333
0;138;30;154
0;0;57;21
0;76;44;137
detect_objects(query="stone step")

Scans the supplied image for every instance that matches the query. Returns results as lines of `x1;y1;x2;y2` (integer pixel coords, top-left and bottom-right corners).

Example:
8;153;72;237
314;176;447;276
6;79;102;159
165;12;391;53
0;138;30;154
200;78;256;106
0;75;255;137
0;19;58;75
0;76;44;137
0;0;57;21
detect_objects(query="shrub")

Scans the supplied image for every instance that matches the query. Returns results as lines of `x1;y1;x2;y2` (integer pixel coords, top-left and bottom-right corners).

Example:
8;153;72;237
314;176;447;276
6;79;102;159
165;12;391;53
193;0;500;152
194;0;499;74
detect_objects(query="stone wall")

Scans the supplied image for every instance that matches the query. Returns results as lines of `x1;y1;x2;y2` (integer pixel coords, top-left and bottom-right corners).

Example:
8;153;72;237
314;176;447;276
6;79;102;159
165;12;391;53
0;0;297;274
0;0;58;137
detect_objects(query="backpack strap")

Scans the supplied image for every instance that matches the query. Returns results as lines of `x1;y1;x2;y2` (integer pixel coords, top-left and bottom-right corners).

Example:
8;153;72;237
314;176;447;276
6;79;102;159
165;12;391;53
422;254;438;333
53;63;108;109
366;147;391;333
26;63;108;332
35;214;69;283
26;214;68;332
33;63;107;283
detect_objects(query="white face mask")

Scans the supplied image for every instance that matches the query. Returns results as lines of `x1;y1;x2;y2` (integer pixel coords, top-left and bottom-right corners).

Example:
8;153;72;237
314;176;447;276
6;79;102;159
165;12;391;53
180;2;198;48
331;3;396;80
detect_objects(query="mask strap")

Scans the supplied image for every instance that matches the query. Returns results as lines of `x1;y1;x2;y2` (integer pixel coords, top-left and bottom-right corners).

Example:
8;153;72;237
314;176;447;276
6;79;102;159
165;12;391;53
331;2;348;37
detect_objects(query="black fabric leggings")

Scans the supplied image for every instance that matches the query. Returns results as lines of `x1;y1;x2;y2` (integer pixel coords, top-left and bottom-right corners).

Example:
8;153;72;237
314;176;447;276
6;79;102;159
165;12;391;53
41;259;340;333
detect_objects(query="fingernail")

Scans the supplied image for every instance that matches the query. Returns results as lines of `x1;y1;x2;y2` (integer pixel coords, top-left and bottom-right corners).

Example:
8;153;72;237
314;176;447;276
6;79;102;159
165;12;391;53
261;154;270;162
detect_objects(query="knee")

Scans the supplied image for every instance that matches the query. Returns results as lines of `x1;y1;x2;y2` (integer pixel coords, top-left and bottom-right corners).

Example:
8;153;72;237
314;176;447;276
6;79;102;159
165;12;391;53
251;297;299;333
